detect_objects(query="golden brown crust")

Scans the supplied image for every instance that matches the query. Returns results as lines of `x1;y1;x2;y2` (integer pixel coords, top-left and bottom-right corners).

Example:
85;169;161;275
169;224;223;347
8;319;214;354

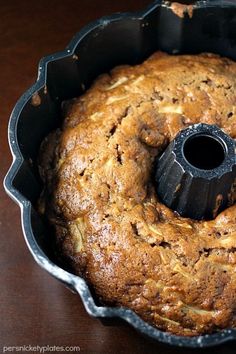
39;52;236;336
170;2;193;19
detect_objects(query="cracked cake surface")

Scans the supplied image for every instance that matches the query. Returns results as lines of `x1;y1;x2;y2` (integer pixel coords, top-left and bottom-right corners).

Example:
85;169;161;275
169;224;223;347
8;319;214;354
39;52;236;336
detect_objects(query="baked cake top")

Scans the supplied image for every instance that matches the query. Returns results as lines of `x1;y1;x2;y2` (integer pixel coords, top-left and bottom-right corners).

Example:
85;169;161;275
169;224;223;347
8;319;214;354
39;52;236;336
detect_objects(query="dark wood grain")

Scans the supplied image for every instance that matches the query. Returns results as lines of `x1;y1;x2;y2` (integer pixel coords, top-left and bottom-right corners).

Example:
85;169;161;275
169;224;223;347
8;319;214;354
0;1;235;353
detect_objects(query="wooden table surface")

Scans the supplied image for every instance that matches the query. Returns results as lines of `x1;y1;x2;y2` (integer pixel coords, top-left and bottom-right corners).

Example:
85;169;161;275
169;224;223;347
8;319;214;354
0;1;235;353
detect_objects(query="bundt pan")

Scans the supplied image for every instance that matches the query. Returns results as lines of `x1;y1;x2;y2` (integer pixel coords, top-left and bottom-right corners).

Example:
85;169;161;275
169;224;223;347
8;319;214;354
4;0;236;348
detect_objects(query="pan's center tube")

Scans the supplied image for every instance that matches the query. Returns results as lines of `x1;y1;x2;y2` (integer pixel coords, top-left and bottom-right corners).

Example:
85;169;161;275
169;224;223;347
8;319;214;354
155;123;236;220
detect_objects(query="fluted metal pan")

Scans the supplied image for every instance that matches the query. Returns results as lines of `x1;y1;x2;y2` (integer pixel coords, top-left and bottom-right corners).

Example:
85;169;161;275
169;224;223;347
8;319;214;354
4;0;236;347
